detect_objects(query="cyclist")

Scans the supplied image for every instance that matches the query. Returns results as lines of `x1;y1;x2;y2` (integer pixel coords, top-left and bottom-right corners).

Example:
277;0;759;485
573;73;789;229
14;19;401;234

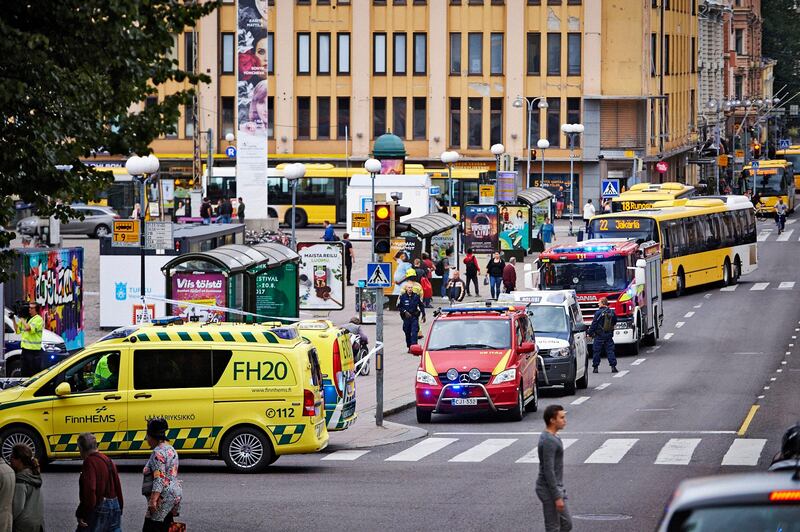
775;198;788;234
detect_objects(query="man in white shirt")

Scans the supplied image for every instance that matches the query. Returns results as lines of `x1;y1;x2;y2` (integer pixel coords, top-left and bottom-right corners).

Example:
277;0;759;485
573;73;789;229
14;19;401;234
582;199;596;234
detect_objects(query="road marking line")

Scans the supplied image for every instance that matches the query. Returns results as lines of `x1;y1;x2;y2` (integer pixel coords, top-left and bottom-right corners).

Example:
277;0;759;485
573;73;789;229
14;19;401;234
613;370;629;378
720;285;738;291
751;282;770;291
777;229;794;242
737;405;760;436
693;304;703;308
646;345;661;353
684;311;695;318
321;450;370;461
758;395;765;399
664;333;674;340
770;377;777;381
655;438;702;465
385;437;458;462
788;219;797;225
782;361;788;365
793;336;797;339
631;358;646;366
704;293;712;299
594;383;611;390
675;322;685;328
777;369;783;373
757;231;770;242
584;439;638;464
516;439;577;463
449;438;517;462
791;344;795;347
764;386;770;390
721;439;766;466
435;430;737;435
778;282;796;290
571;396;591;405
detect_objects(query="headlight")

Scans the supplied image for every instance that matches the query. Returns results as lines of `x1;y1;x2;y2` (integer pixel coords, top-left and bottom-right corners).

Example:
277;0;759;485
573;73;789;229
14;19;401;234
445;368;459;382
468;368;481;381
492;368;517;385
42;343;65;353
416;370;438;386
550;347;571;358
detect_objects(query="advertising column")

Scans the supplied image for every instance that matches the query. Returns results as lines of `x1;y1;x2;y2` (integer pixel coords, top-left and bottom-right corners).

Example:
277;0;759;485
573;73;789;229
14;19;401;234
237;0;269;221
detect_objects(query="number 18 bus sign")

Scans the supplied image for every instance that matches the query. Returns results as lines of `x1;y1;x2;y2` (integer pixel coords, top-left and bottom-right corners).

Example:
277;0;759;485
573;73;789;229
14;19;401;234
655;161;669;174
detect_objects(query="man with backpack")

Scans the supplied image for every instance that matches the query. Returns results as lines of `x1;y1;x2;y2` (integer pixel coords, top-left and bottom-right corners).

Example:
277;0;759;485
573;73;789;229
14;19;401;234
587;297;618;373
436;249;452;298
463;248;481;297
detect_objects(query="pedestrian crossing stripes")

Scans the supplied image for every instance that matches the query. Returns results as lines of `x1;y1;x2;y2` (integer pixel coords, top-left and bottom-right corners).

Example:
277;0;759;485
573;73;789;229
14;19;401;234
449;438;517;462
584;438;638;464
777;229;794;241
384;437;457;462
654;438;701;465
754;229;800;242
719;281;798;292
721;439;767;466
516;439;578;463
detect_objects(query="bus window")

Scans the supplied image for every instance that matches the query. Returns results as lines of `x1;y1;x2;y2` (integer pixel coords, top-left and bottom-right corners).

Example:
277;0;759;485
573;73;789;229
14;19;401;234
461;181;479;205
297;178;335;203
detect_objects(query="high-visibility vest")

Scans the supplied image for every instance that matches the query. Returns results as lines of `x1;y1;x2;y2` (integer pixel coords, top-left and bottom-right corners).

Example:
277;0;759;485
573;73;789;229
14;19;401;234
17;315;43;350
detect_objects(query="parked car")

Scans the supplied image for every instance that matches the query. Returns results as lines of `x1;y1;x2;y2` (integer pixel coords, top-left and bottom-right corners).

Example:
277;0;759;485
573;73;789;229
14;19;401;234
16;204;119;238
3;308;69;377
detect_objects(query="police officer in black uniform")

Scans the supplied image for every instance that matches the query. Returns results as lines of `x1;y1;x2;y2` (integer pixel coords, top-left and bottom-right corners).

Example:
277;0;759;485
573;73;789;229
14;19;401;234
587;297;618;374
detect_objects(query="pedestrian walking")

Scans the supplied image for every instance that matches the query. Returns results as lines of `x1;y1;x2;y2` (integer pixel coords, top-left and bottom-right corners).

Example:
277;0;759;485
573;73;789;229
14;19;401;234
538;217;556;246
436;249;452;298
142;418;182;532
582;199;596;234
445;270;466;304
536;405;572;532
76;432;124;532
486;252;506;300
555;186;565;218
342;233;355;286
503;257;517;293
14;302;43;378
200;197;212;225
322;220;337;241
397;283;425;351
421;253;434;278
0;456;15;532
218;198;233;224
392;251;412;295
775;198;788;234
412;258;429;281
587;297;618;373
463;248;481;297
10;444;44;532
237;197;245;223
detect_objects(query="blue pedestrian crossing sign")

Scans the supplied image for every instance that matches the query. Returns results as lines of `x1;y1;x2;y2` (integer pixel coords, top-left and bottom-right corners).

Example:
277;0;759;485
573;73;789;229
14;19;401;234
751;160;760;171
601;179;621;198
779;139;791;150
225;146;237;158
366;262;392;288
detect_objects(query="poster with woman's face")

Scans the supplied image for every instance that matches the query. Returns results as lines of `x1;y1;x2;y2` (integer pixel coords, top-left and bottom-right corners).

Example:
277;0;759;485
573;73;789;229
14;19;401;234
237;0;268;135
499;205;530;251
464;204;499;254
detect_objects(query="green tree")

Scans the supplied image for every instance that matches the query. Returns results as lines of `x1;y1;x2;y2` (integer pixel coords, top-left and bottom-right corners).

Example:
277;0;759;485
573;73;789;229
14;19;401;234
762;0;800;99
0;0;219;280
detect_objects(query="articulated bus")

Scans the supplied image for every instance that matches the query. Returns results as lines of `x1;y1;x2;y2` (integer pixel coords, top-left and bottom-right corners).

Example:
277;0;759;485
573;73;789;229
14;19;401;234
611;182;696;212
774;146;800;192
742;159;795;213
589;196;757;295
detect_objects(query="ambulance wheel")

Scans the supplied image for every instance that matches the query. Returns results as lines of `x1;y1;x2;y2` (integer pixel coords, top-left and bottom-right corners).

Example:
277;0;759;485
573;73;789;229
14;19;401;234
221;426;273;473
0;426;45;466
416;407;432;424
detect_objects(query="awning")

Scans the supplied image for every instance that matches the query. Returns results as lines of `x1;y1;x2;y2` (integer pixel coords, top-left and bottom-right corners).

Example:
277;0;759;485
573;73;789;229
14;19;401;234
403;212;459;239
162;243;297;275
517;187;554;206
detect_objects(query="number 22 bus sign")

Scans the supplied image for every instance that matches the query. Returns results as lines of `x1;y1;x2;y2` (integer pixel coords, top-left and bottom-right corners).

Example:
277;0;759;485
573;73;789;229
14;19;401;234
656;161;669;174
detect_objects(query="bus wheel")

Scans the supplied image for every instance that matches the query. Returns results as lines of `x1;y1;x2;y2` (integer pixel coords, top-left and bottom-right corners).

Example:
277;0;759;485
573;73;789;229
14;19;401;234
284;208;308;228
721;259;731;287
732;257;742;284
675;270;686;297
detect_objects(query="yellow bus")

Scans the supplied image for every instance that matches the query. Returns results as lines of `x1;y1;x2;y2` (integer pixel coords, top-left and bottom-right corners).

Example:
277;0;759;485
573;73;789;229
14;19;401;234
742;159;795;213
589;196;757;295
611;182;696;212
774;146;800;192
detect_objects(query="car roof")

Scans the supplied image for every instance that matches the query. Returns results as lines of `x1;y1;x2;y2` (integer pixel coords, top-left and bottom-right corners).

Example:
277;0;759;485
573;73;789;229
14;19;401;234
668;471;800;511
98;321;304;349
506;290;575;307
437;305;524;321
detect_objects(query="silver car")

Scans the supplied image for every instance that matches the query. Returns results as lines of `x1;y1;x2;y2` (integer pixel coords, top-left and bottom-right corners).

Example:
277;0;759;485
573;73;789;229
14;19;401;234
16;205;119;238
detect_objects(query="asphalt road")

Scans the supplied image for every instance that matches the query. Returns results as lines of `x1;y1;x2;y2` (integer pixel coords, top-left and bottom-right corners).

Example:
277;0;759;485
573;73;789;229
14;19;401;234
40;217;799;531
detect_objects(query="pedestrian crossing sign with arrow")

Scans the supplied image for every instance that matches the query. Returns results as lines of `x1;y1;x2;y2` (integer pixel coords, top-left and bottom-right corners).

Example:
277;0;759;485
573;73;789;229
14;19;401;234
601;179;620;198
366;262;392;288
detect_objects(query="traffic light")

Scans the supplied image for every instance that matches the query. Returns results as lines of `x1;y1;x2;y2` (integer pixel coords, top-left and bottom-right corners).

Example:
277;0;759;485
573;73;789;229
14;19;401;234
391;203;412;238
752;143;761;159
531;149;537;161
373;202;391;254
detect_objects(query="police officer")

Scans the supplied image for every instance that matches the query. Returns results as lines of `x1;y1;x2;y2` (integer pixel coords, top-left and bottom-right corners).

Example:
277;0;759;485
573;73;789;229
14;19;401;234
397;282;425;352
14;302;44;377
587;297;618;374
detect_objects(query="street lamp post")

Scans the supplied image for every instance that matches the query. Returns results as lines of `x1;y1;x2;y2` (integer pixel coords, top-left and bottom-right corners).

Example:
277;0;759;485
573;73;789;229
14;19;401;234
440;150;460;265
536;138;549;191
364;158;382;262
490;143;505;175
561;123;584;236
125;154;160;321
363;158;384;427
284;163;306;250
513;96;548;187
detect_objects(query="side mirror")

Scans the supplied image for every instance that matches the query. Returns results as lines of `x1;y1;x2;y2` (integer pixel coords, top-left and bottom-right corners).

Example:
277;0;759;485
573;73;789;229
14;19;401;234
635;267;646;287
519;341;536;354
409;344;423;356
55;382;71;397
572;322;588;333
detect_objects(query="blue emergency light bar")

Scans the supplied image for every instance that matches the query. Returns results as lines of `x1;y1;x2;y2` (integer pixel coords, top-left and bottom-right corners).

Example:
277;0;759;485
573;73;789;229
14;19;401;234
553;244;616;254
441;307;511;314
151;316;185;326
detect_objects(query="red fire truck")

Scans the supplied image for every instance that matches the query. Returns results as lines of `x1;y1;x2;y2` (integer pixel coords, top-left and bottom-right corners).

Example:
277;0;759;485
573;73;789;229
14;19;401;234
538;239;663;355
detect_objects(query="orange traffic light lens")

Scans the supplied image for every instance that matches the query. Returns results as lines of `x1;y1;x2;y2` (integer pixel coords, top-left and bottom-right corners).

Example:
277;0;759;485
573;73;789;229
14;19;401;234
376;206;390;219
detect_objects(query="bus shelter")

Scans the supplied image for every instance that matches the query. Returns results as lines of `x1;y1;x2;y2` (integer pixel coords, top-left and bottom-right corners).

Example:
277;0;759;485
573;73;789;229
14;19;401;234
161;243;299;323
402;212;460;295
516;187;554;253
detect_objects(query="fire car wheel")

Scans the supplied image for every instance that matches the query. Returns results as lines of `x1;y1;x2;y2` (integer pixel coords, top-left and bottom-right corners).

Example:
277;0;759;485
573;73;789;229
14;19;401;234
221;426;273;473
507;385;525;421
0;427;45;466
416;407;432;424
525;381;539;413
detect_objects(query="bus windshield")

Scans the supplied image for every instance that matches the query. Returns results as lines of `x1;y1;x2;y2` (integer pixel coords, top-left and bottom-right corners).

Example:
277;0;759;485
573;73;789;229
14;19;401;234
590;217;657;243
744;168;786;196
540;258;631;293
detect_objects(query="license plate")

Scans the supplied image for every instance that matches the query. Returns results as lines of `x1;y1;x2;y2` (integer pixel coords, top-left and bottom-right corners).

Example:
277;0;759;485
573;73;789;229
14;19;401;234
452;398;478;406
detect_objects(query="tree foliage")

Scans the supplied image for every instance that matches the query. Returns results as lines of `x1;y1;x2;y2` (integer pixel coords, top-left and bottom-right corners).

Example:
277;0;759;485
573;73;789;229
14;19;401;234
762;0;800;99
0;0;219;280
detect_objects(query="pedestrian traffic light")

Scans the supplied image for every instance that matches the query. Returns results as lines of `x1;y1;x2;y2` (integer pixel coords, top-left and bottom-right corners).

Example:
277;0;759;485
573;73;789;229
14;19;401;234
373;202;392;254
391;203;412;238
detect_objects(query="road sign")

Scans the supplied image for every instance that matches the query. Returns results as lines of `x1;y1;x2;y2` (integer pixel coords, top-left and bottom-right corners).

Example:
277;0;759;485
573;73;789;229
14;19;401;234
366;263;392;288
751;160;760;171
225;146;237;158
655;161;669;174
601;179;620;198
779;139;791;150
479;185;495;205
717;154;729;167
429;186;441;196
145;221;173;250
351;212;371;229
112;219;140;247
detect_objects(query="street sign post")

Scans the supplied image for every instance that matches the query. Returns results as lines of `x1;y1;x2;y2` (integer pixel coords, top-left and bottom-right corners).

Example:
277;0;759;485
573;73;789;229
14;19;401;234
365;263;392;288
145;221;173;250
429;186;441;196
751;160;760;171
601;179;620;198
112;219;140;247
779;139;791;150
351;212;371;229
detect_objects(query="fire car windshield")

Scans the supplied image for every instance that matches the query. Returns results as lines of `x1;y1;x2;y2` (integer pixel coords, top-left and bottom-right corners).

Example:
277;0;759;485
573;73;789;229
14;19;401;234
540;258;631;293
426;319;511;350
528;306;569;334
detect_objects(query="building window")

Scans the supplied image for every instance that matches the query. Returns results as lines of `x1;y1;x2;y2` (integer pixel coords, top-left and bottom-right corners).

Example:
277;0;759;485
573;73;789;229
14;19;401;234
394;33;407;75
664;94;670;141
413;97;426;140
337;97;350;139
650;101;656;147
468;33;483;75
468;97;482;148
734;75;743;101
690;37;696;73
221;33;235;74
221;96;235;138
184;32;195;73
567;33;581;76
298;33;311;74
664;35;670;75
414;33;427;75
527;33;541;75
567;97;580;147
267;33;274;74
734;29;743;55
450;97;461;147
689;89;695;130
393;97;407;138
547;33;561;76
297;97;310;138
546;97;561;146
337;33;351;74
527;97;541;145
490;33;503;75
490;98;502;146
317;97;330;139
318;33;331;74
450;33;461;75
268;96;274;139
374;97;386;137
650;33;657;77
184;104;194;138
374;33;387;74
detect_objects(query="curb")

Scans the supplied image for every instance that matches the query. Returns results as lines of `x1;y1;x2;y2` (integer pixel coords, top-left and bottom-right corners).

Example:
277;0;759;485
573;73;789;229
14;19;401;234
382;398;417;417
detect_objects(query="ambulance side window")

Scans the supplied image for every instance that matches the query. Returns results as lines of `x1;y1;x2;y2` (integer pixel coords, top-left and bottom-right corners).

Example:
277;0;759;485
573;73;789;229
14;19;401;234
133;349;212;390
34;351;120;397
308;348;322;387
212;350;233;386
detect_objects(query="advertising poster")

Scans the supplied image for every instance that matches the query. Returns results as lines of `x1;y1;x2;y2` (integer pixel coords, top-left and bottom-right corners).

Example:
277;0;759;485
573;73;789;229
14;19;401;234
386;237;422;295
170;272;227;321
380;159;405;175
99;255;170;328
464;204;499;254
356;288;377;325
253;262;299;320
499;205;530;251
430;229;456;260
297;242;345;311
14;248;85;350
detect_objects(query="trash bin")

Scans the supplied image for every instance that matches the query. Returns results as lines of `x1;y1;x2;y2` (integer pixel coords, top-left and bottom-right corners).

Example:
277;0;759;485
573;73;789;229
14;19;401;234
577;230;584;242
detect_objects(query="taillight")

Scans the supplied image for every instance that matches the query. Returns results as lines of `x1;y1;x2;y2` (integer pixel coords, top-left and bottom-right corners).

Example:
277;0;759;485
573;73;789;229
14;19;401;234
332;340;343;397
770;490;800;502
303;389;317;416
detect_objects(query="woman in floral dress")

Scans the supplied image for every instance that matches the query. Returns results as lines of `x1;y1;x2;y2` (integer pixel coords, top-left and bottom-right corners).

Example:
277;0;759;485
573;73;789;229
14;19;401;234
142;418;182;532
